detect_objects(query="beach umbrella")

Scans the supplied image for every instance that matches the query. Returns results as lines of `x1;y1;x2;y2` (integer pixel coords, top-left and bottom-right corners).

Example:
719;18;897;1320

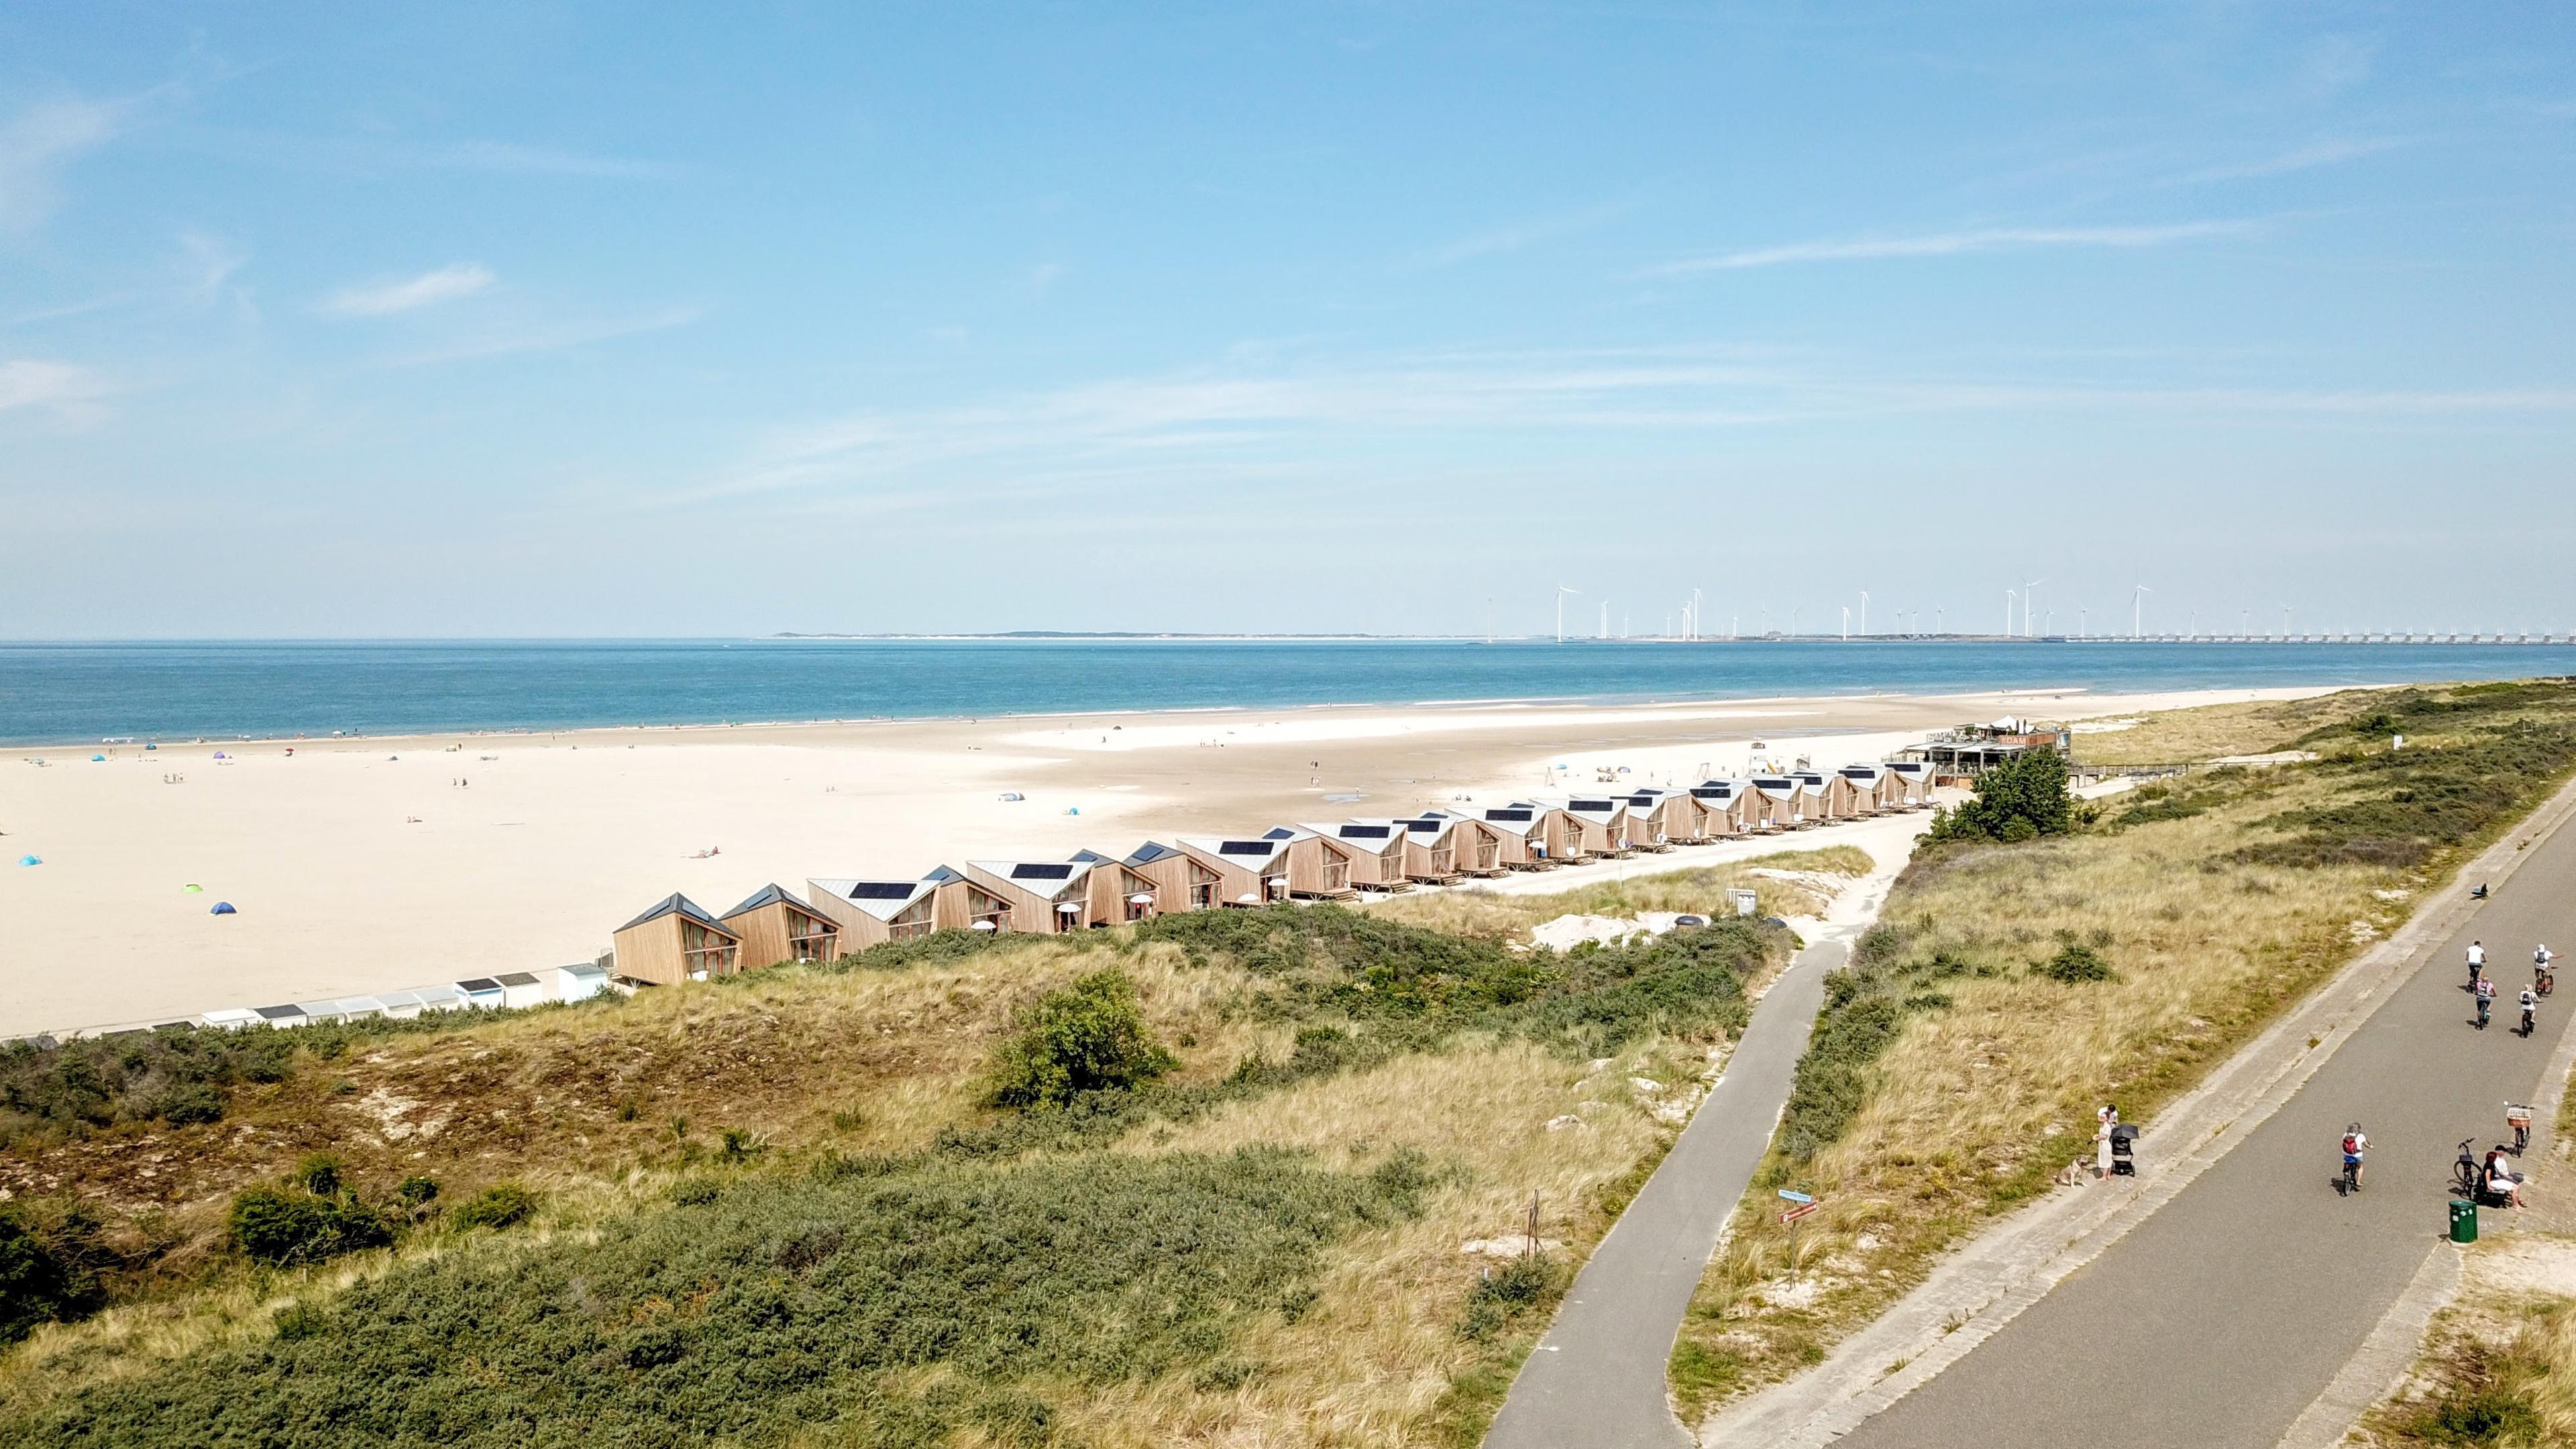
969;920;997;932
17;855;40;867
91;754;105;762
212;751;226;759
1128;894;1154;906
1064;806;1079;815
210;902;237;915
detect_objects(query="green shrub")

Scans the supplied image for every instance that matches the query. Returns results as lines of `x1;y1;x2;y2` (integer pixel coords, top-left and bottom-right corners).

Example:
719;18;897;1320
1458;1252;1564;1340
985;969;1177;1110
271;1304;328;1341
449;1183;536;1232
391;1176;439;1209
1927;751;2073;845
225;1186;392;1267
153;1083;225;1126
290;1153;344;1198
2400;1387;2542;1444
24;1148;1424;1447
2037;943;2116;983
0;1203;113;1345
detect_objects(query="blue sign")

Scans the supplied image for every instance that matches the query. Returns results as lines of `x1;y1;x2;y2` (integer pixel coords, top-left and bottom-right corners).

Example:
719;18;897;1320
1777;1189;1814;1204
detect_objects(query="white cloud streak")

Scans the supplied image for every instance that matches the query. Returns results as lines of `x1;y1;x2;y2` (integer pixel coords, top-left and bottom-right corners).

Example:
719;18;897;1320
324;264;496;317
1650;220;2258;273
0;96;127;233
383;305;703;366
2167;138;2408;186
0;358;115;422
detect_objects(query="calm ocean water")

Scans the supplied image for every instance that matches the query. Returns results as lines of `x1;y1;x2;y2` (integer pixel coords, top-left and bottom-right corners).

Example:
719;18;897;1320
4;639;2573;747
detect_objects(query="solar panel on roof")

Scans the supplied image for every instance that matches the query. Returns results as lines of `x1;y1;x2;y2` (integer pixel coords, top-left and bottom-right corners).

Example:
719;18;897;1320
1572;799;1612;810
1339;824;1391;839
1009;863;1075;880
1218;841;1275;855
845;881;918;900
1405;819;1438;832
1262;826;1297;839
1487;809;1533;821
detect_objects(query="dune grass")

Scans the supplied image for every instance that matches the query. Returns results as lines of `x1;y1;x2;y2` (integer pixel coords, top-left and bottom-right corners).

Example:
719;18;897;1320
2064;690;2380;766
0;896;1796;1447
1367;847;1872;942
1670;680;2576;1423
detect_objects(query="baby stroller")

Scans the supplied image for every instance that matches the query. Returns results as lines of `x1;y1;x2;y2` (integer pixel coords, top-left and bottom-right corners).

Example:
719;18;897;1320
2108;1123;2140;1177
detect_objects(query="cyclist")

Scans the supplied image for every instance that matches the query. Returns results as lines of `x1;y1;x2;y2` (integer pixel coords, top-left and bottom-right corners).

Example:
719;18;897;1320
2341;1124;2367;1193
2469;939;2487;986
2538;945;2557;996
2522;983;2540;1037
2477;975;2498;1028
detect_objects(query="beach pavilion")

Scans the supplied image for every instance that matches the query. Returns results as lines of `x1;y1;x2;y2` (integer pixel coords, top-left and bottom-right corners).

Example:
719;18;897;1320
1407;808;1508;875
1615;787;1692;849
1295;821;1415;893
1747;775;1806;830
1174;837;1295;907
1370;814;1466;885
1067;849;1171;924
1256;826;1362;901
1686;778;1756;836
1121;841;1226;914
1792;767;1862;820
720;883;843;967
1552;795;1638;857
611;894;743;985
1836;762;1907;813
1472;804;1563;869
963;857;1121;932
1886;759;1939;806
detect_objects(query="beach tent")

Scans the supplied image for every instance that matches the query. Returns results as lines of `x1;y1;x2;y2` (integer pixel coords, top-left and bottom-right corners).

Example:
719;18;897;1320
91;754;105;762
18;855;39;867
209;901;237;914
183;883;202;892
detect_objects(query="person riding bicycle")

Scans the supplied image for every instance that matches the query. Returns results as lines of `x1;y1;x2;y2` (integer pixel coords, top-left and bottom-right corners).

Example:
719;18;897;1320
2477;975;2498;1026
2522;984;2539;1036
2469;939;2487;985
2342;1124;2367;1191
2538;945;2557;995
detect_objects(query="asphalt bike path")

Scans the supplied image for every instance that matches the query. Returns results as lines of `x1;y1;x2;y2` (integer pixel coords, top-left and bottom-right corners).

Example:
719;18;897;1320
1485;928;1852;1449
1833;828;2576;1449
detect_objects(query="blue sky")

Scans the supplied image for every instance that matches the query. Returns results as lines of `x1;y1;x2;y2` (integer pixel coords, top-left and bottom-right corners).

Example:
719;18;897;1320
4;3;2573;637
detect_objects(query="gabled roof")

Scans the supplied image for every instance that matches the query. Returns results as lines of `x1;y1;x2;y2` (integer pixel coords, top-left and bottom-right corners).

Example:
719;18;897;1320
1179;837;1292;870
1557;796;1631;825
1124;841;1185;866
722;881;826;920
1689;777;1748;800
616;892;730;934
810;868;959;923
967;857;1099;900
1396;812;1467;841
1476;804;1543;837
1304;820;1401;846
1836;763;1888;783
493;971;542;989
1750;775;1802;800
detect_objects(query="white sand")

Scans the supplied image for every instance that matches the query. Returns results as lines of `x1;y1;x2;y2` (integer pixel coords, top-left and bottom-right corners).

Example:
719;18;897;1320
0;684;2332;1036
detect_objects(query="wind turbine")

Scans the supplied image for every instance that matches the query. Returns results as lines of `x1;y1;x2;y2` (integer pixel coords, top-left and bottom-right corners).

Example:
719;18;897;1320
2006;590;2016;638
2133;583;2151;640
1859;589;1870;637
1599;600;1609;639
1554;586;1579;645
1691;588;1703;643
1840;605;1851;641
2022;578;2047;638
2282;604;2292;639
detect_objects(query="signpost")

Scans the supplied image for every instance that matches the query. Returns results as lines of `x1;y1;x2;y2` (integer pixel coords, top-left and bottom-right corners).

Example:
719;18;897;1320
1731;888;1760;918
1778;1189;1821;1274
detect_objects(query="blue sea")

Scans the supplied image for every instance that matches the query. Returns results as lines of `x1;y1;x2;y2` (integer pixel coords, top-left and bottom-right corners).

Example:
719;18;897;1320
4;638;2573;747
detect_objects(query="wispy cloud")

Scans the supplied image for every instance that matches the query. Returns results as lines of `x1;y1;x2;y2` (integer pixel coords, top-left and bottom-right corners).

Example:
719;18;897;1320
2167;138;2408;186
0;358;115;423
0;96;128;233
324;264;495;317
1411;199;1634;268
1649;220;2259;273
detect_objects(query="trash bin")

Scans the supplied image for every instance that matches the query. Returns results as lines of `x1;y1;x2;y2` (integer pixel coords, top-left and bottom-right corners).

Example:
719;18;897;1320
2449;1199;2479;1244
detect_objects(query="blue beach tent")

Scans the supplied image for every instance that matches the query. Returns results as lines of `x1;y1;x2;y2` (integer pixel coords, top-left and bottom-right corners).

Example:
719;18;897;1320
210;902;237;915
91;754;105;762
17;855;40;867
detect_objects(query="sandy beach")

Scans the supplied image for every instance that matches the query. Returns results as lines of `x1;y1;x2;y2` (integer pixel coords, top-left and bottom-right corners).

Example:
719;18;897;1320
0;684;2328;1036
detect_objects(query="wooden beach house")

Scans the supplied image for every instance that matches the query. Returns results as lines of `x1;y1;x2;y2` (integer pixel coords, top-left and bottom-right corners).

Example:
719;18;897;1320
806;867;1008;947
1469;805;1554;869
1790;769;1856;821
1617;788;1689;849
1175;837;1295;907
1368;816;1464;885
1123;841;1226;914
1298;821;1415;892
1507;800;1596;865
1748;776;1806;830
963;857;1119;932
1254;826;1362;901
1409;809;1507;875
1067;849;1169;924
720;883;843;967
1560;796;1638;857
612;894;742;985
1836;763;1907;813
1886;760;1938;808
1686;779;1754;837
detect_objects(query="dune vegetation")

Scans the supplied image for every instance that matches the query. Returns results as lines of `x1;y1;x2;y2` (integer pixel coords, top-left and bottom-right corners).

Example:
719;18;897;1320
1670;678;2576;1422
0;865;1816;1448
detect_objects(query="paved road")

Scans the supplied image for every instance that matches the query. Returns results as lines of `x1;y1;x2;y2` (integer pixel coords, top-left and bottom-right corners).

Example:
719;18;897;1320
1486;930;1852;1449
1836;830;2576;1449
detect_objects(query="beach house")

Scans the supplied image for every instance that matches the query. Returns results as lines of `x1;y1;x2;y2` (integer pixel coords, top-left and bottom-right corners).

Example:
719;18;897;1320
720;883;845;966
1506;800;1597;865
1837;763;1907;813
611;894;743;985
1370;815;1464;885
1748;776;1806;830
1790;768;1858;820
1298;821;1415;892
1409;809;1507;875
1254;826;1362;901
963;857;1119;932
1067;849;1169;924
1175;837;1295;906
1469;806;1555;869
1560;796;1638;857
805;867;1006;947
1617;788;1690;849
1886;759;1938;808
1686;779;1752;837
1122;841;1226;914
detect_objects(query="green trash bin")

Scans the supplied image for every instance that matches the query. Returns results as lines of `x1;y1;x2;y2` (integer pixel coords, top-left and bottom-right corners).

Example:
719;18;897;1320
2450;1199;2479;1244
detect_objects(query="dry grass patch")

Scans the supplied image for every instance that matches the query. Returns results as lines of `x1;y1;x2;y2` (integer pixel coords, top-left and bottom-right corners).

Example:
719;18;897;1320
1370;847;1870;943
2063;689;2379;766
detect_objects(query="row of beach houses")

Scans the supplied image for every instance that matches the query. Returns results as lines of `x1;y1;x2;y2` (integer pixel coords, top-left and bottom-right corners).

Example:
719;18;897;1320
610;761;1945;984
